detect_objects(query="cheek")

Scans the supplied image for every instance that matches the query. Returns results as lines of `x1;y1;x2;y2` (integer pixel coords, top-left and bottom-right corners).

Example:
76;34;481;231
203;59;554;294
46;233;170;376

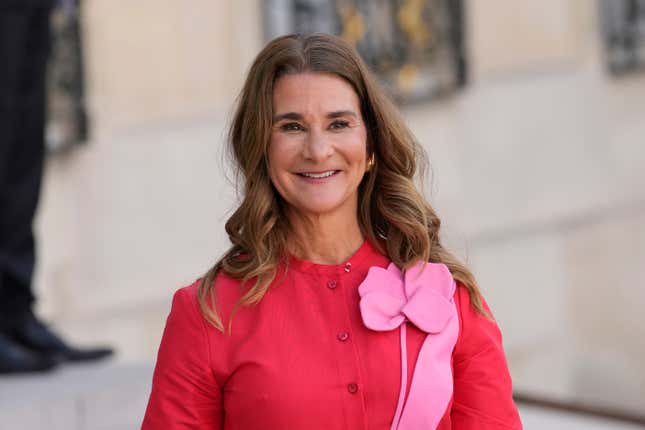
343;130;368;168
267;134;288;171
267;134;296;185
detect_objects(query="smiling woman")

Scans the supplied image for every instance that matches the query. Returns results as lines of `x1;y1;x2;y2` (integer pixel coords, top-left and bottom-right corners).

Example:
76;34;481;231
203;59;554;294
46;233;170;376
142;34;523;430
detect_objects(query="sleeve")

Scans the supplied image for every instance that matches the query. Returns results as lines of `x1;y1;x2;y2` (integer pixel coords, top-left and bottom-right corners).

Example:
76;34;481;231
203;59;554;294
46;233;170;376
141;286;223;429
450;285;523;429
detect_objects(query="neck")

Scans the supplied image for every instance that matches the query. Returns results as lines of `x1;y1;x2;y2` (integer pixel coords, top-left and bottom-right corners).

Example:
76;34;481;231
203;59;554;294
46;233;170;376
286;209;364;265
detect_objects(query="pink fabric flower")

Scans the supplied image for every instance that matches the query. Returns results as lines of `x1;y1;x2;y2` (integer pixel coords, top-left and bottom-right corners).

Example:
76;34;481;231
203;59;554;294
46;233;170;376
359;261;459;430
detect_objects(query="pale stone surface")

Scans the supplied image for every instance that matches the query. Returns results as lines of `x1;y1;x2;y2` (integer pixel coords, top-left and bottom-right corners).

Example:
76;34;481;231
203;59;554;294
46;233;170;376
82;0;262;133
468;0;588;78
0;397;79;430
519;404;645;430
565;211;645;413
0;363;152;430
36;116;234;322
467;232;569;360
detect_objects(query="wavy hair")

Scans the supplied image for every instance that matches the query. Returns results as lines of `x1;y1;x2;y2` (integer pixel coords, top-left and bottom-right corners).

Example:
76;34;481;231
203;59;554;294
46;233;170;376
198;33;485;332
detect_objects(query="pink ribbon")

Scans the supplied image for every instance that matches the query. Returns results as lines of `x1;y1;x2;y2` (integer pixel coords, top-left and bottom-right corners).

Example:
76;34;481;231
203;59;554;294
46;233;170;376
358;261;459;430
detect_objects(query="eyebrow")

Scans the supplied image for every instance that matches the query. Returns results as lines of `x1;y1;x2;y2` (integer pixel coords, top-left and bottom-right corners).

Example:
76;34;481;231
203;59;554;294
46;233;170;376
272;110;358;123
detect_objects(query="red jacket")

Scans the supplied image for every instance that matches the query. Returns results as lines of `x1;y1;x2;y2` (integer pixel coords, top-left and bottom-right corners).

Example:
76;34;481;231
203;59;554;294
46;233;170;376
142;241;522;429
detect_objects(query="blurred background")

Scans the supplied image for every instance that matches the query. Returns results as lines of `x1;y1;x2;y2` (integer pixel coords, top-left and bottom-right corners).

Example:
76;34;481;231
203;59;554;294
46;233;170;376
1;0;644;429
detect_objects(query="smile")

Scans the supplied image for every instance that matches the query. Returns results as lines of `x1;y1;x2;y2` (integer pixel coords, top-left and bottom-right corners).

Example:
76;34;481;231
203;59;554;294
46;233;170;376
297;170;339;179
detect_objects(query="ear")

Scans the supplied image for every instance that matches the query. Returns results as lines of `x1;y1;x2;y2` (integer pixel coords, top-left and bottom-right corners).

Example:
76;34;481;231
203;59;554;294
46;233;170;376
365;153;375;172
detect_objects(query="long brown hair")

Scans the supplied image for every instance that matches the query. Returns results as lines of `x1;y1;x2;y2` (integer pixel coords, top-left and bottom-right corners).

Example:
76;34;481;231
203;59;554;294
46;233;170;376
198;33;485;332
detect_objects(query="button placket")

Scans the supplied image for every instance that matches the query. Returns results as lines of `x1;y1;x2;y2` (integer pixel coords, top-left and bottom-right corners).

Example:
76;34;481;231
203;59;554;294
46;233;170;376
324;259;364;428
334;268;350;342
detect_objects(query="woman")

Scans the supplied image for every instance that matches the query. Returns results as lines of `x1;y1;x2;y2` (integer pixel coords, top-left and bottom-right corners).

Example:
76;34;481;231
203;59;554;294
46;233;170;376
142;33;522;430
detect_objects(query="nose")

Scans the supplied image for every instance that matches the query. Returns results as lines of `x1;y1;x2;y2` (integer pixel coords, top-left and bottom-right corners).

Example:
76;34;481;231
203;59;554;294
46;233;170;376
303;129;333;162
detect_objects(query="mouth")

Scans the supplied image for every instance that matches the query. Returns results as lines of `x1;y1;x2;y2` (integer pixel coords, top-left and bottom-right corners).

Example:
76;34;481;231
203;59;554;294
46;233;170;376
296;170;340;179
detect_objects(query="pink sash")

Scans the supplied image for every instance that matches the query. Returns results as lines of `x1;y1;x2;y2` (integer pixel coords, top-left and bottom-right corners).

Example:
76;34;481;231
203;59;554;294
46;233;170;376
359;261;459;429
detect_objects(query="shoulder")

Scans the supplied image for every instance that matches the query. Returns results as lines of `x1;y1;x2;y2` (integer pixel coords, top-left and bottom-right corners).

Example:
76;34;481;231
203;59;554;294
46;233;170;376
164;281;211;339
452;283;503;361
168;271;253;337
453;282;494;323
173;271;247;324
454;283;486;315
178;271;245;301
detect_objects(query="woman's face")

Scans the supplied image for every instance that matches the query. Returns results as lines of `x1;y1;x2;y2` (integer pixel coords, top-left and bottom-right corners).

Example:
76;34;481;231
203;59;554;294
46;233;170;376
268;72;369;221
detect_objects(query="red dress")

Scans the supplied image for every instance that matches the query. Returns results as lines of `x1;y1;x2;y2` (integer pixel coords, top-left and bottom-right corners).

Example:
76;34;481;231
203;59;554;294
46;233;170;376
142;241;522;429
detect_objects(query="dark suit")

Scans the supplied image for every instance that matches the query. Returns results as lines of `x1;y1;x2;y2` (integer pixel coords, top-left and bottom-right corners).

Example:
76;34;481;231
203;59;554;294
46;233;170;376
0;2;113;371
0;0;54;321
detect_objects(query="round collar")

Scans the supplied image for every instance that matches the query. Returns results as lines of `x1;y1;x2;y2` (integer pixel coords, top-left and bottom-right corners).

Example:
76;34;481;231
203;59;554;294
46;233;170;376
286;240;381;276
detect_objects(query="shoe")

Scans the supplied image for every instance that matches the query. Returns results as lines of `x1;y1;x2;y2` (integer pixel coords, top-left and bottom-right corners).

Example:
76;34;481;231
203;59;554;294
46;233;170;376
0;332;57;374
8;312;114;363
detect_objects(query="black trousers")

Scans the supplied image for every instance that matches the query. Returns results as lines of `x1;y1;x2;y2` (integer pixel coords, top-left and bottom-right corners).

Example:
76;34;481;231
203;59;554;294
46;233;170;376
0;3;53;320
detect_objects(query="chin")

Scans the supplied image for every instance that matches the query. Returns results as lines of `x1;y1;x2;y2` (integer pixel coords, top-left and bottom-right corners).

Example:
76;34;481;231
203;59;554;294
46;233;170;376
291;199;348;217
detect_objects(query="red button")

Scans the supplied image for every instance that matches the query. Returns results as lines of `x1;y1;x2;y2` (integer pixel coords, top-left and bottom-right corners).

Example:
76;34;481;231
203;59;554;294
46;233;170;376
327;280;337;289
337;331;349;342
347;383;358;394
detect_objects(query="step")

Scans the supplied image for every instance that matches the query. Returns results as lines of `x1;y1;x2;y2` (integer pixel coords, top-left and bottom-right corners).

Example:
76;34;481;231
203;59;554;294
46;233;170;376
0;361;153;430
1;361;642;430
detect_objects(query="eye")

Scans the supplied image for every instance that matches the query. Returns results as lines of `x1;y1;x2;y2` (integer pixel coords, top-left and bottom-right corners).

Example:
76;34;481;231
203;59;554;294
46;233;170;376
280;122;304;132
330;120;350;130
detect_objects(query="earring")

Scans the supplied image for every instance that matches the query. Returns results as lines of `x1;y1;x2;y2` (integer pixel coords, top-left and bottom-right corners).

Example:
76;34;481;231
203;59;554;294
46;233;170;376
366;154;375;171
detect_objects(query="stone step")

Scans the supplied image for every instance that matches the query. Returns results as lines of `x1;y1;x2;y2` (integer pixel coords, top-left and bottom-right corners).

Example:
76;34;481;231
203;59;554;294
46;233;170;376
519;404;645;430
1;361;642;430
0;361;152;430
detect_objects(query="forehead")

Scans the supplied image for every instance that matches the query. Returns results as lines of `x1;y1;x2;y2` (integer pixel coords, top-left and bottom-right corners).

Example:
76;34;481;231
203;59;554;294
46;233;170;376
272;72;361;113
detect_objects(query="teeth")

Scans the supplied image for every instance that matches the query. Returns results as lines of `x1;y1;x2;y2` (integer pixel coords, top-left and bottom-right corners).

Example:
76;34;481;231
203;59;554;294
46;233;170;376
300;171;336;179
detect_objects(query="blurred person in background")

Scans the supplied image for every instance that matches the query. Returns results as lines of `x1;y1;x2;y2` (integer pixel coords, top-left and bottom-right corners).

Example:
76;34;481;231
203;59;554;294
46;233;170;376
0;0;112;374
142;34;522;429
